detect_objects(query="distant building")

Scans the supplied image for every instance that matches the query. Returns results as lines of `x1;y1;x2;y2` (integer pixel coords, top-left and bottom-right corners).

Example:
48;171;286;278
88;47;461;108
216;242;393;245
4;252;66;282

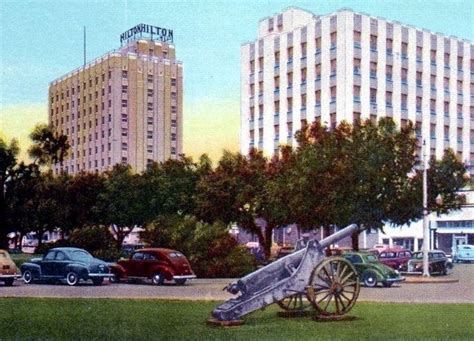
241;7;474;175
49;24;183;174
379;189;474;253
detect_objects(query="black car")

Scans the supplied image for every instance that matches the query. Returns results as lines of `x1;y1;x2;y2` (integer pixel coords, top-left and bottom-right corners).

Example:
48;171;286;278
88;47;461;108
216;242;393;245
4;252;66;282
400;250;453;275
20;247;113;286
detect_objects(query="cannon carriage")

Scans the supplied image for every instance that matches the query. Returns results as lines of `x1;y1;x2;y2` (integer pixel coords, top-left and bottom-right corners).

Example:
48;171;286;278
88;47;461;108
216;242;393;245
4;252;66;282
210;224;361;323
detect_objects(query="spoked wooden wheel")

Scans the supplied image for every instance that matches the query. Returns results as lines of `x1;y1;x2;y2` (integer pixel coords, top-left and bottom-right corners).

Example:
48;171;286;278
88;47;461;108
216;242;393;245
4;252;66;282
277;293;311;312
306;257;360;317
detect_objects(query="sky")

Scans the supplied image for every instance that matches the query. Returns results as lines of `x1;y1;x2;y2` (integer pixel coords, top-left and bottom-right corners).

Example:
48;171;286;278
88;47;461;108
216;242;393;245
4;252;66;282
0;0;472;162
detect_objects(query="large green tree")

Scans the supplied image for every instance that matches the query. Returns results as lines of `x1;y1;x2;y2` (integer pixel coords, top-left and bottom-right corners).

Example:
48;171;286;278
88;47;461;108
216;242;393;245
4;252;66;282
28;124;70;168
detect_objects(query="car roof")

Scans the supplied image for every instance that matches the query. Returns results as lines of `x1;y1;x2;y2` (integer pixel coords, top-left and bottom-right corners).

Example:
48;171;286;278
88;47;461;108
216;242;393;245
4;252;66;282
380;248;411;252
135;248;180;254
49;247;88;253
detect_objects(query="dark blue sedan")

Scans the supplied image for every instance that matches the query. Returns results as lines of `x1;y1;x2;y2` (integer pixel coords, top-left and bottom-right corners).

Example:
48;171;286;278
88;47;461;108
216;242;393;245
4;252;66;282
20;247;113;286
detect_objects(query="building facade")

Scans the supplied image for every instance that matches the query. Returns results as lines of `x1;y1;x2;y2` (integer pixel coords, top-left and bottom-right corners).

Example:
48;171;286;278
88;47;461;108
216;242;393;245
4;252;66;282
49;30;183;174
241;7;474;174
379;190;474;254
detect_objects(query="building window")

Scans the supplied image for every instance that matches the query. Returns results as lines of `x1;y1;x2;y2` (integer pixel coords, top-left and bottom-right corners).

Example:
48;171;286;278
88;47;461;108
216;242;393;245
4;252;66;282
430;99;436;114
370;35;377;51
370;88;377;104
416;46;422;60
147;131;153;139
147;145;153;153
147;75;154;83
148;89;154;97
417;97;422;112
330;86;336;103
370;62;377;78
122;100;128;108
330;59;336;76
122;129;128;137
122;70;128;78
401;42;408;58
430;50;436;64
401;68;408;84
354;31;361;48
401;94;407;110
147;117;153;125
416;71;422;86
386;38;393;54
353;58;361;75
287;47;293;63
330;32;337;49
122;85;128;94
121;143;128;150
444;53;450;67
354;86;361;102
315;90;321;106
147;102;153;111
315;64;321;80
386;91;392;107
315;37;321;53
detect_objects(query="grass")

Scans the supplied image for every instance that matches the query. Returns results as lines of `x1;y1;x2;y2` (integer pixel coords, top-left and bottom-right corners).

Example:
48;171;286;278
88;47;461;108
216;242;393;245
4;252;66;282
0;298;473;340
10;253;41;268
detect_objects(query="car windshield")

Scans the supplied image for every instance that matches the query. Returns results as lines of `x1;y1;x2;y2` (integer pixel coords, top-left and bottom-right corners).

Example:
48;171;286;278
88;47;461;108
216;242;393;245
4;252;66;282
71;250;93;261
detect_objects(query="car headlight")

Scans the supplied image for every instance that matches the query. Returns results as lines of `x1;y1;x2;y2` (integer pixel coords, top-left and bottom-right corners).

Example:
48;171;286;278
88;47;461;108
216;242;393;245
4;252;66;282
394;270;400;275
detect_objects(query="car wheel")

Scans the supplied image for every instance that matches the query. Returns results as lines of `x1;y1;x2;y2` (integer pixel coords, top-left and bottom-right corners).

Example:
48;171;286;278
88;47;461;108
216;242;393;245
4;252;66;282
382;281;393;288
92;278;104;286
4;278;14;286
362;271;378;288
66;272;79;286
109;274;120;283
152;272;165;285
23;270;34;284
175;278;187;286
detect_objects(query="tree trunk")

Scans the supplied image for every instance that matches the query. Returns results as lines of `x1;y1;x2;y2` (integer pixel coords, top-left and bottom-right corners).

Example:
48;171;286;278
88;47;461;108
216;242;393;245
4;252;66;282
113;225;135;250
351;230;360;251
35;229;45;252
263;225;274;260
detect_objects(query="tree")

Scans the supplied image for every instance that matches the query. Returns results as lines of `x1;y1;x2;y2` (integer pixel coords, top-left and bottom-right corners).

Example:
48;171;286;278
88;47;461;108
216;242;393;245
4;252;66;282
196;149;294;259
28;124;70;168
97;165;147;249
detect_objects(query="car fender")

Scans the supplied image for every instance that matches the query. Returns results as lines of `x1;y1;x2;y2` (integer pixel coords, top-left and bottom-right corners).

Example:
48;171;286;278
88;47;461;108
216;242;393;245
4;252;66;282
109;263;127;278
149;265;174;280
364;266;385;281
65;263;89;279
20;262;42;279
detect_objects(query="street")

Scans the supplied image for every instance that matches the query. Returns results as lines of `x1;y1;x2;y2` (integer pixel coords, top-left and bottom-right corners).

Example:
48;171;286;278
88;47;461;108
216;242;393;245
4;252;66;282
1;264;473;303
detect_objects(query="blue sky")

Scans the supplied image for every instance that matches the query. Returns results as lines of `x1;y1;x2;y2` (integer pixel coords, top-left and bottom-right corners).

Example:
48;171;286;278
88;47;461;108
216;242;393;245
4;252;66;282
0;0;472;160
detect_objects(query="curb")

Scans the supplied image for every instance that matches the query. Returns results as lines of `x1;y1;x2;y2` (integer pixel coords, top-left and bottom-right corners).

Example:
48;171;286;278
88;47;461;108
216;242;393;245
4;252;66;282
403;276;459;284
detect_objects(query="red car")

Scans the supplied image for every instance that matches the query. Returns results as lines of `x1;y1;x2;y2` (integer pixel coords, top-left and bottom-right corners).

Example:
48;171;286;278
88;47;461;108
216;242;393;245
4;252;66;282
110;248;196;285
378;248;412;269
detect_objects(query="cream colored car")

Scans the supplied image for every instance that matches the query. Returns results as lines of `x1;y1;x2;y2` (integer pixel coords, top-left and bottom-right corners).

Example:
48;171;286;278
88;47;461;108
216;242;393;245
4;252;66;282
0;249;21;286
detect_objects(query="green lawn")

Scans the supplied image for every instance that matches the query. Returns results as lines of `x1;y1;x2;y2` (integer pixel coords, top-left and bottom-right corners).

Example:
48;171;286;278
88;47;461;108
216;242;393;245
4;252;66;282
0;299;473;340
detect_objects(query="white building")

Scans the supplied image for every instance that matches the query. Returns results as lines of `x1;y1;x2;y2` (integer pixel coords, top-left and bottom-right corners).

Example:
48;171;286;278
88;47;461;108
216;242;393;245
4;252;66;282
379;190;474;253
240;7;474;175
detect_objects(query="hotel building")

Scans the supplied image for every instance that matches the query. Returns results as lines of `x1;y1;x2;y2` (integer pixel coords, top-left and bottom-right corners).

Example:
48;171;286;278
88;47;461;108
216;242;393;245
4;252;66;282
49;27;183;174
241;7;474;174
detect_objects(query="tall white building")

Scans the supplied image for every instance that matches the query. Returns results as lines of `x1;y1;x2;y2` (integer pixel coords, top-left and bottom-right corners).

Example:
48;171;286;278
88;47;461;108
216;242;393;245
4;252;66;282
241;7;474;174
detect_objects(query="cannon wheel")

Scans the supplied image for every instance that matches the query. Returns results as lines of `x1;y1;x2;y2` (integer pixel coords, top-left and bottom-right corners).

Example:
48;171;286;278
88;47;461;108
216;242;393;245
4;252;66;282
306;256;360;317
277;293;310;312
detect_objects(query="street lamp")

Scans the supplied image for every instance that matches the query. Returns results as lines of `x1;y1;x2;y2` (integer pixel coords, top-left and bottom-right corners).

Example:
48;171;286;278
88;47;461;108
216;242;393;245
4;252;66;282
422;139;430;277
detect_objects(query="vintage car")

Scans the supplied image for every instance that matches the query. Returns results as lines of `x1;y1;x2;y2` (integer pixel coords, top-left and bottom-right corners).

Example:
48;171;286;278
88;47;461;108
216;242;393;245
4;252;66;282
453;245;474;263
369;244;391;255
0;249;21;286
110;248;196;285
400;250;453;275
378;248;412;269
20;247;113;286
342;251;405;287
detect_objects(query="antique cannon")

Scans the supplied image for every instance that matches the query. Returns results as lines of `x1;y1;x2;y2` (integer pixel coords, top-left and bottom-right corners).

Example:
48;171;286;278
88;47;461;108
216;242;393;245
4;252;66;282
210;224;361;323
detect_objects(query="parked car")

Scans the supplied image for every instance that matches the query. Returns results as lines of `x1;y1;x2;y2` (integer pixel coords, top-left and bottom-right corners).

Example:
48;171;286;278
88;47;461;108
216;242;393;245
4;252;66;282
369;244;391;255
400;250;453;275
378;248;412;269
110;248;196;285
453;245;474;263
342;251;405;287
20;247;112;286
0;249;21;286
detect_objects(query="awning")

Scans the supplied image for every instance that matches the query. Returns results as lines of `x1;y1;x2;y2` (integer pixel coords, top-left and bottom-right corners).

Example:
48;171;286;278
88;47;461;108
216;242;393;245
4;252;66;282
434;228;474;234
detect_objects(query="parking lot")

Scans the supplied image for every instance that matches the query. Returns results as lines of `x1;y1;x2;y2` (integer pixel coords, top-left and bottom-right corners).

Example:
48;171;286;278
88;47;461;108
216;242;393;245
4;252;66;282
1;264;473;303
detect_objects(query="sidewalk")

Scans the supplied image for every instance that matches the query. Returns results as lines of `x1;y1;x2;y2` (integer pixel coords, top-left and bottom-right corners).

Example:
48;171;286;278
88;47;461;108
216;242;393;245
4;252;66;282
404;275;459;284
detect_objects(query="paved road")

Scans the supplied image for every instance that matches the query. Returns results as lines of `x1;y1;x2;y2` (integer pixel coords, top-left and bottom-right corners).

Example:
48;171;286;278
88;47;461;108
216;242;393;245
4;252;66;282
1;264;473;303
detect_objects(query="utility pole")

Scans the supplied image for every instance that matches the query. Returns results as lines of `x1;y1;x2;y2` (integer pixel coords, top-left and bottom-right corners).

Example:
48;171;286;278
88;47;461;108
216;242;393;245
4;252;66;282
422;139;430;277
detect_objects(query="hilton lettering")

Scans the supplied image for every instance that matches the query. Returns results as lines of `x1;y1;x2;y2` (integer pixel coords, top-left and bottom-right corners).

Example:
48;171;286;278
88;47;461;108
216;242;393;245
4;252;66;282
120;24;174;44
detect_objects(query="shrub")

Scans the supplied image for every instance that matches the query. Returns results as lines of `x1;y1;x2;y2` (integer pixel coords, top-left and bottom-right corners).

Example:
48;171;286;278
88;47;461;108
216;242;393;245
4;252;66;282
141;215;256;278
68;226;120;261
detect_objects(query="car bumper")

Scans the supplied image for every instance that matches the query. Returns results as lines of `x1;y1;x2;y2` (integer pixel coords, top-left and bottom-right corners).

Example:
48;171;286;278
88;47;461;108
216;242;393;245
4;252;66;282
0;274;22;279
173;275;196;280
384;276;405;283
456;257;474;261
88;273;114;278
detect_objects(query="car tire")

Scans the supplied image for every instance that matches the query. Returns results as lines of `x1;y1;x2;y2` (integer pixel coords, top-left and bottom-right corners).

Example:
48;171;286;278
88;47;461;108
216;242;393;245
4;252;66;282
152;272;165;285
92;278;104;286
4;278;14;286
175;278;187;286
66;271;79;286
109;274;120;283
362;271;378;288
23;270;34;284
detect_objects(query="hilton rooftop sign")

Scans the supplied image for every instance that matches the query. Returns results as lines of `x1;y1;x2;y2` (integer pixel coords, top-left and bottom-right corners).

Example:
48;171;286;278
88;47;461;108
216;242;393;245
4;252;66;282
120;24;174;45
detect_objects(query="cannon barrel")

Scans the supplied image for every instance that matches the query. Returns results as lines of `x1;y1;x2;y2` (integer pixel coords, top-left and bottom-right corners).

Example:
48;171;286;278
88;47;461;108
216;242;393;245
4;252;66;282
319;223;359;249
